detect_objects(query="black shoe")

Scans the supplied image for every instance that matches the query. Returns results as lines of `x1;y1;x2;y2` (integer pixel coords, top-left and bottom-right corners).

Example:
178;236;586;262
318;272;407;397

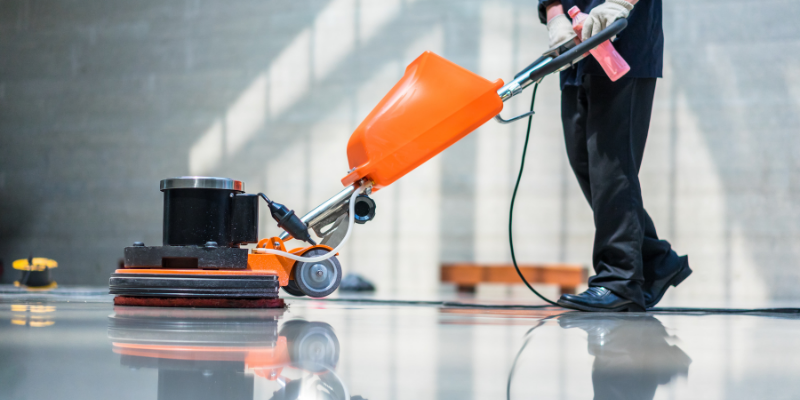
643;255;692;308
557;287;644;312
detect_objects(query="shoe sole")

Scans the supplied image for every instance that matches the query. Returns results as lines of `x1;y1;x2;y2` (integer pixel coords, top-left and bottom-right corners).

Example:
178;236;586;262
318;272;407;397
557;298;645;313
646;259;693;309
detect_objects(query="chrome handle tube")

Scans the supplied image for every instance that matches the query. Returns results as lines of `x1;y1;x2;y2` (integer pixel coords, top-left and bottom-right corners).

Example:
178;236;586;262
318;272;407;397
496;57;554;102
278;184;356;240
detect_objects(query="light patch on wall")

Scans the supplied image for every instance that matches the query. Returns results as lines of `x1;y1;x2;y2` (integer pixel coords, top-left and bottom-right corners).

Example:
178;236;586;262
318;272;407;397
784;66;800;111
269;28;312;117
670;88;731;303
226;73;268;156
478;2;514;80
394;154;442;294
307;103;353;203
359;0;401;42
729;224;768;301
189;120;223;175
314;0;355;80
190;0;404;175
403;24;444;65
263;140;307;238
474;1;514;263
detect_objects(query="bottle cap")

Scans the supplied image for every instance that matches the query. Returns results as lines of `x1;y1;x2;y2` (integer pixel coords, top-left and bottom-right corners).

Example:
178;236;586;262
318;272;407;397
568;6;581;18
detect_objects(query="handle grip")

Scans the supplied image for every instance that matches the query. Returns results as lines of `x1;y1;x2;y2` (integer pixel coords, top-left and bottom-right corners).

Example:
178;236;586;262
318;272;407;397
527;18;628;83
497;18;628;102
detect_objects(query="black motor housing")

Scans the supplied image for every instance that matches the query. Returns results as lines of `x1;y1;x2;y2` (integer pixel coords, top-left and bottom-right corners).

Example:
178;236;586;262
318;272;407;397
121;177;258;270
161;177;258;248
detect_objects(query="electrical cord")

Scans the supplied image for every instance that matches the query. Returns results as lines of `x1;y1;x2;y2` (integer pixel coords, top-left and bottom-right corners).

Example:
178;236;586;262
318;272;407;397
257;192;317;245
508;82;561;307
253;185;366;263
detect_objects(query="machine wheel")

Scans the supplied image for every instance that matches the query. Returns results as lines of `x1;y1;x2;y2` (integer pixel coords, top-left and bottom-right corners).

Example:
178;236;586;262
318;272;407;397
293;248;342;298
282;280;306;297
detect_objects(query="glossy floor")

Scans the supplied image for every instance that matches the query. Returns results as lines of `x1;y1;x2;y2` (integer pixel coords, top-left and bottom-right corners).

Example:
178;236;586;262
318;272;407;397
1;296;799;400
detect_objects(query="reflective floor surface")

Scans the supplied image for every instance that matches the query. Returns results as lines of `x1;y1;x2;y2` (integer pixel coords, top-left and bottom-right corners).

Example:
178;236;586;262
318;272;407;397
1;296;800;399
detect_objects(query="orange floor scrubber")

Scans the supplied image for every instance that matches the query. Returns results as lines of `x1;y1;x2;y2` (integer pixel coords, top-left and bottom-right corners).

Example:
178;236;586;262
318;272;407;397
110;176;377;307
109;20;627;307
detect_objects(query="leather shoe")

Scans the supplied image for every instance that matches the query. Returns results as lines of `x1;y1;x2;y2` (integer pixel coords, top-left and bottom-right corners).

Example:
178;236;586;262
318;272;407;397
557;286;644;312
643;255;692;308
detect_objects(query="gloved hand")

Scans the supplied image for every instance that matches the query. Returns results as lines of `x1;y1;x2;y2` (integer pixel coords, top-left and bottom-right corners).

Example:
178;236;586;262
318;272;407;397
582;0;634;41
547;14;576;49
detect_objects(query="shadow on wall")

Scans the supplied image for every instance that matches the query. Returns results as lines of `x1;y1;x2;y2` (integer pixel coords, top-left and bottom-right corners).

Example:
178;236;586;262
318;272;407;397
664;0;800;300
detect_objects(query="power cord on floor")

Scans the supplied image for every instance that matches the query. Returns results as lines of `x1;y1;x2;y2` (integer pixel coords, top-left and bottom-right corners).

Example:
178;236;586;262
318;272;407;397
508;82;561;307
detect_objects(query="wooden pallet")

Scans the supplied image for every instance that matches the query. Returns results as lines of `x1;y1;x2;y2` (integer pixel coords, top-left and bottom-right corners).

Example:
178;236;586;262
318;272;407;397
440;263;588;295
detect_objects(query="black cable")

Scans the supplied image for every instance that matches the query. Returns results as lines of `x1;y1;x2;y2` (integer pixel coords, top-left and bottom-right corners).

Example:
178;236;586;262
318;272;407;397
508;82;561;307
257;192;317;246
257;193;274;248
290;296;800;314
648;307;800;314
257;192;272;205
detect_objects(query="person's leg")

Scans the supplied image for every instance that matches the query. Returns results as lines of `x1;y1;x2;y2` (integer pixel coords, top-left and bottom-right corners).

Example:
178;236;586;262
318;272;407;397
581;75;658;310
641;214;677;278
641;212;692;307
558;81;642;311
561;85;592;203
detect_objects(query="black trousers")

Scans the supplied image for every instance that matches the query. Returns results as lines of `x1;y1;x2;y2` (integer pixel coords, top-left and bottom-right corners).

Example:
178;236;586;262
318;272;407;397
561;75;681;308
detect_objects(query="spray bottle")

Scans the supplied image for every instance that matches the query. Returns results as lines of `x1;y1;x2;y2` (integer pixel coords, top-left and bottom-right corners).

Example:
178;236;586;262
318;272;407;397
568;6;630;81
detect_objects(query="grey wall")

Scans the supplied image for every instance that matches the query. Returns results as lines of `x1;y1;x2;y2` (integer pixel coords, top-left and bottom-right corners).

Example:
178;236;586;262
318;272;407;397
1;0;799;304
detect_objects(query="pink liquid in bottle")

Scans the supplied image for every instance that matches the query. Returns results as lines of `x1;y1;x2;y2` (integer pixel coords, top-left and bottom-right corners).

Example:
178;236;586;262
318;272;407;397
568;6;630;82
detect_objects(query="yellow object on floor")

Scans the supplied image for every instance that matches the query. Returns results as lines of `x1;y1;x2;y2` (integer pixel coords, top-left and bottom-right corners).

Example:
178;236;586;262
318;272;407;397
12;257;58;290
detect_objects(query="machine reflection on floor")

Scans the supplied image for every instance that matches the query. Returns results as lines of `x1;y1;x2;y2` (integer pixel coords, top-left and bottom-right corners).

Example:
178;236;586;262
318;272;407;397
107;307;358;400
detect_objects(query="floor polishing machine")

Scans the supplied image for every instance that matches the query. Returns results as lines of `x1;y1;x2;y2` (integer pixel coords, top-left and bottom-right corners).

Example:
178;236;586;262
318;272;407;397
109;20;628;308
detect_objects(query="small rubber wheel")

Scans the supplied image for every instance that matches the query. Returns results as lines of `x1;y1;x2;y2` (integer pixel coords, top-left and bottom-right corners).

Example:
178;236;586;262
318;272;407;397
282;280;306;297
293;248;342;298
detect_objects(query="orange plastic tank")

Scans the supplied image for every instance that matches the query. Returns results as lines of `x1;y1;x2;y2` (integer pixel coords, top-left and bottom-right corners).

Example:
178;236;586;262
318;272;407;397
341;51;504;189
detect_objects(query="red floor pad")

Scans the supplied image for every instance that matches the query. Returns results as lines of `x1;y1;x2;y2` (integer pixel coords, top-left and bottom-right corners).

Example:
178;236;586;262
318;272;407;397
114;296;286;309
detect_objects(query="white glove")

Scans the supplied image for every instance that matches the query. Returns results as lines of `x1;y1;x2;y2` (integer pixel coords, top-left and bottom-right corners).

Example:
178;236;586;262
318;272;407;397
547;14;576;49
582;0;634;41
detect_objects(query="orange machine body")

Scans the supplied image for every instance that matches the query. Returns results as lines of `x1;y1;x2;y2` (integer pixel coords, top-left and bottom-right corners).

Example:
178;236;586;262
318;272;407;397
341;51;504;189
115;237;332;287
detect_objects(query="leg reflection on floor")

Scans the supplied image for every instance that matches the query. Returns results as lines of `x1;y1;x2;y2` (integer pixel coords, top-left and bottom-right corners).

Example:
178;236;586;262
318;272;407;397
558;313;691;400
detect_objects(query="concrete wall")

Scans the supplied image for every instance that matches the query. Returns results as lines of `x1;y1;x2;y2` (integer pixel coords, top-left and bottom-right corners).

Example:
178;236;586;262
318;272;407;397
1;0;799;304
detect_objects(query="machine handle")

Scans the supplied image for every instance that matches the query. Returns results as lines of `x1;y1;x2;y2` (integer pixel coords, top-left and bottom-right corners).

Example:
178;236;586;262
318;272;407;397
527;18;628;83
496;18;628;102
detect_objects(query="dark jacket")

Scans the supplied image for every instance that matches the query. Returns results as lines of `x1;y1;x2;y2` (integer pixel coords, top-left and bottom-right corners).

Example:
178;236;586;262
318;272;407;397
538;0;663;88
